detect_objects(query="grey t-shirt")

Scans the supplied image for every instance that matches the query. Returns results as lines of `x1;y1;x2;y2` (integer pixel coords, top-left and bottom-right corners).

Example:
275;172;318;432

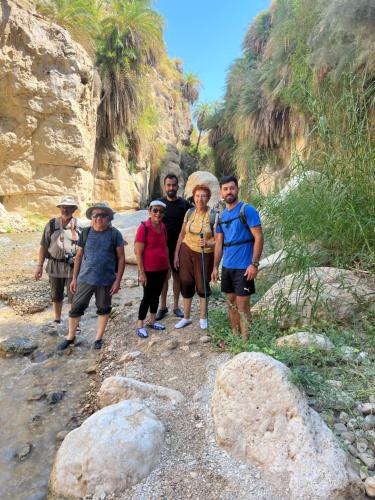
77;227;124;286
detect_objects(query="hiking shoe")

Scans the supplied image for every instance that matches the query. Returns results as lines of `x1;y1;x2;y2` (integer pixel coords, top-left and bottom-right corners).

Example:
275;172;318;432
147;322;166;331
136;327;149;338
58;339;74;351
173;308;184;318
94;339;103;349
155;308;168;321
199;318;208;330
175;318;192;329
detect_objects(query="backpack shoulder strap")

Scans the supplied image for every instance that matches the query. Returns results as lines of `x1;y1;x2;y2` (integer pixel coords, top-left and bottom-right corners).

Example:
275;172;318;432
141;221;148;242
111;227;118;248
49;218;58;234
80;226;91;248
209;209;217;233
186;207;195;222
239;203;251;233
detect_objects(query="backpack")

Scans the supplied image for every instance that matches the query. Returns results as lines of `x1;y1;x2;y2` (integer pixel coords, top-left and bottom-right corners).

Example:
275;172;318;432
185;207;217;235
80;226;119;271
216;203;254;247
47;217;79;260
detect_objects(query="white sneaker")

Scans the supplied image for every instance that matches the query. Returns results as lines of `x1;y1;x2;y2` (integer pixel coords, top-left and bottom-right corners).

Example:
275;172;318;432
199;319;208;330
175;318;192;329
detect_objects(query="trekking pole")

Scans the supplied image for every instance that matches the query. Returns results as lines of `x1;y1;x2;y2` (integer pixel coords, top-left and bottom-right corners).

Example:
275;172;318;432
200;233;209;329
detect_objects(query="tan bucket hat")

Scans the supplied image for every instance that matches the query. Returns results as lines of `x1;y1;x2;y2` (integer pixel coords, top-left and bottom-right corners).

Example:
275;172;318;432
56;195;78;208
86;202;115;221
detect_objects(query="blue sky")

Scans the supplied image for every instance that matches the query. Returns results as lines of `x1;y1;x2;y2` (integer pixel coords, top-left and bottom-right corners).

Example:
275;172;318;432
156;0;271;103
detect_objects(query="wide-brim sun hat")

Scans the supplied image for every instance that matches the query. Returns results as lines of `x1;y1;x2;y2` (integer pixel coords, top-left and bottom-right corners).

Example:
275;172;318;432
149;200;167;209
86;202;115;221
56;195;78;208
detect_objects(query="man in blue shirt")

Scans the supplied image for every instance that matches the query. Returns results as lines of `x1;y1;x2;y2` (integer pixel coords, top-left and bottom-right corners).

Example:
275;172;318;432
58;203;125;351
212;176;263;340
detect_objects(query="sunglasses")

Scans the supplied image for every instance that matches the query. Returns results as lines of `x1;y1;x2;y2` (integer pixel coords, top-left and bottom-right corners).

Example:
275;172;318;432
151;207;165;214
92;213;109;219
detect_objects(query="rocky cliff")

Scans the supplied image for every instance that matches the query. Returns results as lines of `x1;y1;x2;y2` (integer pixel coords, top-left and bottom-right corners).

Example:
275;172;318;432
0;0;192;216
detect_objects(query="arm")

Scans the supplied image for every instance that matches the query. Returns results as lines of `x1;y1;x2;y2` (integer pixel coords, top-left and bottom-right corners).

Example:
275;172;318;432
70;247;83;293
211;232;224;282
244;226;264;280
173;222;187;269
110;245;126;295
134;242;146;286
34;245;48;280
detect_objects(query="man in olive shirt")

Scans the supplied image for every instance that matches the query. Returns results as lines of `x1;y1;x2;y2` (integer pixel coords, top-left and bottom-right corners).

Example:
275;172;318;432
156;173;190;320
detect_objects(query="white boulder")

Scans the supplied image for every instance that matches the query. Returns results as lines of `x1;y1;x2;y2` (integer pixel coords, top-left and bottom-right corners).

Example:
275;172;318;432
184;171;220;207
253;267;374;327
212;352;363;499
98;376;184;408
276;331;334;350
113;210;148;264
49;401;164;498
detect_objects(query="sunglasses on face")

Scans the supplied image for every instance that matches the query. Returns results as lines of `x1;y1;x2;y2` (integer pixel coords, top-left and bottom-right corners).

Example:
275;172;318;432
151;207;165;214
92;213;108;219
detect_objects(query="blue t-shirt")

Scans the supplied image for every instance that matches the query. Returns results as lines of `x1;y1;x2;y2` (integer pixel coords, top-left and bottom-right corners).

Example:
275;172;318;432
216;202;261;269
77;227;124;286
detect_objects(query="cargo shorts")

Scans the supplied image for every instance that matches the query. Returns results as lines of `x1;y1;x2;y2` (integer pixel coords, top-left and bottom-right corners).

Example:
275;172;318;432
69;282;112;317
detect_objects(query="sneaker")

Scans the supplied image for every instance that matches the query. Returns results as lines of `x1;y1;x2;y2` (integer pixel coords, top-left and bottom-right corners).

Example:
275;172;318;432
136;327;149;338
199;318;208;330
58;339;74;351
175;318;192;329
155;308;168;321
147;322;166;331
94;339;103;349
173;308;184;318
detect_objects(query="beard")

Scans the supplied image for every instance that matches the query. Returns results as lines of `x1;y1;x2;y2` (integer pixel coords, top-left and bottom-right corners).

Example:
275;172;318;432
167;189;177;198
224;193;237;204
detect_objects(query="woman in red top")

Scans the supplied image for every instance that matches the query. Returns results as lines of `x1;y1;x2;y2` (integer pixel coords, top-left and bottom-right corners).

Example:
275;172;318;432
134;200;170;338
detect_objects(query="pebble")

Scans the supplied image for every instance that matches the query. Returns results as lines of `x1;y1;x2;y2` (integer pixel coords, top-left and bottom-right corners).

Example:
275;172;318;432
124;301;133;306
347;418;359;430
358;453;375;469
200;335;211;343
356;439;368;453
334;423;347;434
120;351;141;362
365;477;375;497
85;366;97;374
47;391;65;405
125;279;137;288
341;431;355;444
160;351;172;358
165;340;179;351
338;411;349;422
56;430;69;442
27;392;46;401
190;352;202;358
180;346;189;351
195;422;204;429
14;443;32;461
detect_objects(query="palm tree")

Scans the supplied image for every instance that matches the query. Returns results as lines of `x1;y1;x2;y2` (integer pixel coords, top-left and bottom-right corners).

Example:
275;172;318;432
96;0;164;148
193;102;213;153
182;72;201;104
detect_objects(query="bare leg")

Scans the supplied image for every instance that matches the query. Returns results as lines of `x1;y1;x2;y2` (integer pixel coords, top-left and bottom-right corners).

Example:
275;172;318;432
172;271;181;309
199;297;207;320
53;301;63;321
137;319;144;328
183;297;193;319
95;314;110;341
149;313;156;324
67;316;80;340
226;293;240;335
236;295;251;340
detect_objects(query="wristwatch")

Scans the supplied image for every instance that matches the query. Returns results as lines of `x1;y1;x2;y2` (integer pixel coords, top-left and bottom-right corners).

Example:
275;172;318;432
251;261;259;268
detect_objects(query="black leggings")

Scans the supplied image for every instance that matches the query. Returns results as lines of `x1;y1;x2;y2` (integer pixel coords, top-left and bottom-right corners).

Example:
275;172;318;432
138;270;168;321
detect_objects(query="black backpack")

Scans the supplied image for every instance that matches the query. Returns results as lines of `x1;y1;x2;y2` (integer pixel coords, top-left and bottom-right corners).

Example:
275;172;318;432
216;204;254;247
80;226;119;271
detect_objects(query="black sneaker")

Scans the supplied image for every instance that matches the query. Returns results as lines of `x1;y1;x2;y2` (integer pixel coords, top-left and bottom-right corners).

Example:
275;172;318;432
173;308;184;318
58;339;74;351
94;339;103;350
155;308;168;321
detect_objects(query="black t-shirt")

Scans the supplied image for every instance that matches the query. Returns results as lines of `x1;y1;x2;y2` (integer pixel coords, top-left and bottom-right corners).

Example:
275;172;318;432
159;197;190;245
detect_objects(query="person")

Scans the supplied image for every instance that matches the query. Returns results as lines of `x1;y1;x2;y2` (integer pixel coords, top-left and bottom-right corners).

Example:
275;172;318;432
155;173;190;321
212;176;263;340
174;184;215;330
35;195;81;328
134;200;170;338
58;203;125;350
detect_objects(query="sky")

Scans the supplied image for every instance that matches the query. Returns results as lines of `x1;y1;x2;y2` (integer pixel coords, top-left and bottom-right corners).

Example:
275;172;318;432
156;0;271;104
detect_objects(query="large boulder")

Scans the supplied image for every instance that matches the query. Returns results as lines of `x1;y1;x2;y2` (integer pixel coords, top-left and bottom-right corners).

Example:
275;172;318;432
253;267;375;327
276;331;334;351
212;352;363;499
184;171;220;207
0;337;38;356
98;376;184;408
49;401;164;498
112;210;148;264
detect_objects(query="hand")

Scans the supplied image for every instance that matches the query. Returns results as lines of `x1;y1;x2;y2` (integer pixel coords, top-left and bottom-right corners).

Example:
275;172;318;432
211;267;219;282
70;277;78;294
173;254;180;270
139;271;147;287
110;279;121;295
199;237;206;248
244;264;258;281
34;266;43;280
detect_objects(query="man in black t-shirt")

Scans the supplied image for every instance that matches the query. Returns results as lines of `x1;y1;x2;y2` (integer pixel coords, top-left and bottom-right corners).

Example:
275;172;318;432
156;173;190;320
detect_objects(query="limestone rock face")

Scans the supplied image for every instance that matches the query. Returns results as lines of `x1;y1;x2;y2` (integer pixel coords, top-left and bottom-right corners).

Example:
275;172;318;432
97;376;185;408
253;267;375;327
212;352;363;499
184;171;220;207
0;0;99;215
276;331;334;350
49;401;164;498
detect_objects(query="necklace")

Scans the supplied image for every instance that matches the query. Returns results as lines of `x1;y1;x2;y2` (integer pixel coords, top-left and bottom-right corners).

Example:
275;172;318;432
188;209;209;235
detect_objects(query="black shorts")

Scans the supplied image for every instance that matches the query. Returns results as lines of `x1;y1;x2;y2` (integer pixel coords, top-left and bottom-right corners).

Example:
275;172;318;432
221;267;255;297
69;282;112;317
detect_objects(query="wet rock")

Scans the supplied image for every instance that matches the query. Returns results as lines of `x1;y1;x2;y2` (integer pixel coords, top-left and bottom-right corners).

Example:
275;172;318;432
47;391;65;405
14;443;32;461
0;337;38;356
365;477;375;497
49;401;164;498
200;335;211;343
120;351;141;362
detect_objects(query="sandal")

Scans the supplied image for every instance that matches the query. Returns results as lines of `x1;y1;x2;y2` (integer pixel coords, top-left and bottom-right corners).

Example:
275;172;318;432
155;308;168;321
147;322;166;331
136;327;149;338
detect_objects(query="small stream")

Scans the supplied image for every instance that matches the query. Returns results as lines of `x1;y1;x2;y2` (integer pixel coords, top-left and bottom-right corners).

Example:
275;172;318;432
0;233;135;500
